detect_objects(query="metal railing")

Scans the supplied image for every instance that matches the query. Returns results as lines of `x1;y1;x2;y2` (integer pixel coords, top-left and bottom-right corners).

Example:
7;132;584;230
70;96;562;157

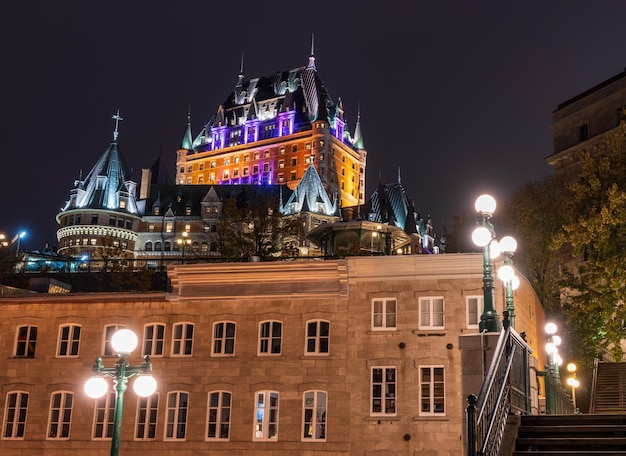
467;311;532;456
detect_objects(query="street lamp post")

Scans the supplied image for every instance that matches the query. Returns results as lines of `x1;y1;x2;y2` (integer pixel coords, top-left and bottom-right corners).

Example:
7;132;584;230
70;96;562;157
472;194;501;332
497;236;518;328
84;329;157;456
177;232;192;263
545;322;562;382
14;231;26;258
567;362;579;412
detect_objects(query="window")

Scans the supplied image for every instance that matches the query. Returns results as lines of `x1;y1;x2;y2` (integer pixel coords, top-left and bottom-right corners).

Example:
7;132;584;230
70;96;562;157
57;324;81;357
371;367;396;415
187;165;193;173
210;161;216;168
579;123;589;142
224;158;230;165
305;320;329;355
263;163;270;172
254;152;260;160
165;221;173;233
420;366;445;415
243;167;249;176
372;298;397;330
291;157;297;166
172;323;194;356
290;171;297;181
48;392;73;439
302;391;326;441
254;391;278;440
165;392;188;440
143;323;165;356
419;297;444;329
253;165;259;174
3;391;28;439
466;296;484;328
292;144;297;152
103;325;125;356
15;326;37;358
199;163;205;170
92;392;115;439
259;321;282;355
213;322;236;355
264;150;270;158
135;395;159;440
209;172;215;182
206;391;231;440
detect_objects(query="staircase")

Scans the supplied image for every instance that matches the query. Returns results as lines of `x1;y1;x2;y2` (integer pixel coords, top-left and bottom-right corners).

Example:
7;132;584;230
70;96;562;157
592;362;626;414
513;414;626;455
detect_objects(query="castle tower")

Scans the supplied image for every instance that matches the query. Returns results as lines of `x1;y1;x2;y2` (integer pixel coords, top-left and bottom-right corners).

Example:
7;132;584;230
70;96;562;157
175;42;367;209
55;111;141;262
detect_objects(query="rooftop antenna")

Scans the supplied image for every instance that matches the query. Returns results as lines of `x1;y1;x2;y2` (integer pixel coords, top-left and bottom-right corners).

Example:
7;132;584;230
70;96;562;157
112;109;123;142
308;33;316;70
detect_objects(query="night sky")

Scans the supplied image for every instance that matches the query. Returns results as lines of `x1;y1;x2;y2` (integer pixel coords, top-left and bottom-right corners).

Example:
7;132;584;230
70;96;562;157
3;1;626;250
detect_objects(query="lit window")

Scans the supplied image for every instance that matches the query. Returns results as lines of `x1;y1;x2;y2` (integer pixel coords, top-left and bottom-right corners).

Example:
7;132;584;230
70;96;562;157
103;325;125;356
213;322;236;355
371;367;396;415
305;142;311;150
92;392;115;439
279;147;285;155
278;174;284;183
3;391;28;439
187;165;193;173
57;324;81;357
264;150;270;158
253;391;278;440
172;323;194;356
199;163;205;170
165;222;173;233
372;298;397;330
153;207;160;216
320;140;325;147
233;169;239;177
302;391;326;441
224;158;230;165
15;325;37;358
148;223;155;232
198;175;204;183
258;321;282;355
209;173;215;182
419;297;444;329
305;320;329;355
279;160;284;169
420;366;445;415
206;391;231;440
165;392;188;440
185;207;192;215
263;163;270;172
254;152;260;160
234;156;240;164
143;323;165;356
135;395;159;440
244;155;249;162
243;167;249;176
253;165;259;174
47;392;73;439
466;296;484;329
210;161;216;168
120;200;126;209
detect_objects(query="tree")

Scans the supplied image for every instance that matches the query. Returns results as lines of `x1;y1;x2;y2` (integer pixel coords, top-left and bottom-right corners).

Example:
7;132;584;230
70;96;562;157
554;122;626;366
497;175;567;313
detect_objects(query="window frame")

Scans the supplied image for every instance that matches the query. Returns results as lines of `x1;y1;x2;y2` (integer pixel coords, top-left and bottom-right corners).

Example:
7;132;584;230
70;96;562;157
305;320;330;355
466;295;484;329
47;391;73;440
3;391;29;439
92;391;115;439
258;320;282;356
15;325;37;358
135;394;159;441
253;390;279;441
419;366;446;416
371;298;397;330
302;390;327;441
419;297;445;329
57;324;81;357
171;322;194;356
143;323;166;357
370;367;396;416
212;321;236;356
206;391;232;441
164;391;189;440
103;324;125;356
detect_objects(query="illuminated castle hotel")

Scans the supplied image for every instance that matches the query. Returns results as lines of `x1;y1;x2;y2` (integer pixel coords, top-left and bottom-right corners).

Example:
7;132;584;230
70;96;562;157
52;46;435;269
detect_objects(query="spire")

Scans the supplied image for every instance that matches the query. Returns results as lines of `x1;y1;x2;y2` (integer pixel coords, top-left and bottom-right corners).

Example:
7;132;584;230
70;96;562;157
397;166;401;185
112;109;123;142
307;33;316;70
353;104;365;149
181;106;193;150
237;52;244;87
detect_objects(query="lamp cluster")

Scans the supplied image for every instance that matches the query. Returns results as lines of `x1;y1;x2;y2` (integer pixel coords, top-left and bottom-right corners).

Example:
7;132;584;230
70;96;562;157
544;322;563;381
471;194;519;330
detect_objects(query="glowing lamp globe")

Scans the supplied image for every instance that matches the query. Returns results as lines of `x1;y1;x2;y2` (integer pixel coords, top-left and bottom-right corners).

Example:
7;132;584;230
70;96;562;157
499;236;517;254
567;362;577;373
545;342;557;355
567;378;580;388
498;265;515;283
85;376;108;398
511;275;520;290
554;353;563;366
133;375;157;397
552;335;562;346
472;227;492;247
545;322;557;335
489;240;501;259
111;329;138;355
475;194;496;215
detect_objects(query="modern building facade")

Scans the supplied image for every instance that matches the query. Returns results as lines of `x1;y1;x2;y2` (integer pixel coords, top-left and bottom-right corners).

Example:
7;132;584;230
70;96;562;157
0;255;544;455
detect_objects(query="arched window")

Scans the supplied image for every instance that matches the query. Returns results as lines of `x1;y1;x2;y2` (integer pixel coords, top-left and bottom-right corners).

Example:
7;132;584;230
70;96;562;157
145;241;153;252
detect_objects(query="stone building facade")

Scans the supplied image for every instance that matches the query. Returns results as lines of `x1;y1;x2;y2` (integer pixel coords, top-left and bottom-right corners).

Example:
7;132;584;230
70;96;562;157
0;255;544;455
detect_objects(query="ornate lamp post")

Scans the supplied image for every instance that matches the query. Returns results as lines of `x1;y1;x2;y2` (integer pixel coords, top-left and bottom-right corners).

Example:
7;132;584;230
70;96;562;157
545;322;562;381
176;231;192;263
497;236;519;328
566;362;579;411
84;329;157;456
471;194;500;332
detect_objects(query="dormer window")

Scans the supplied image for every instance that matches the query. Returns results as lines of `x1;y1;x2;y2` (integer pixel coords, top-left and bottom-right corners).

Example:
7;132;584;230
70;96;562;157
154;207;160;216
